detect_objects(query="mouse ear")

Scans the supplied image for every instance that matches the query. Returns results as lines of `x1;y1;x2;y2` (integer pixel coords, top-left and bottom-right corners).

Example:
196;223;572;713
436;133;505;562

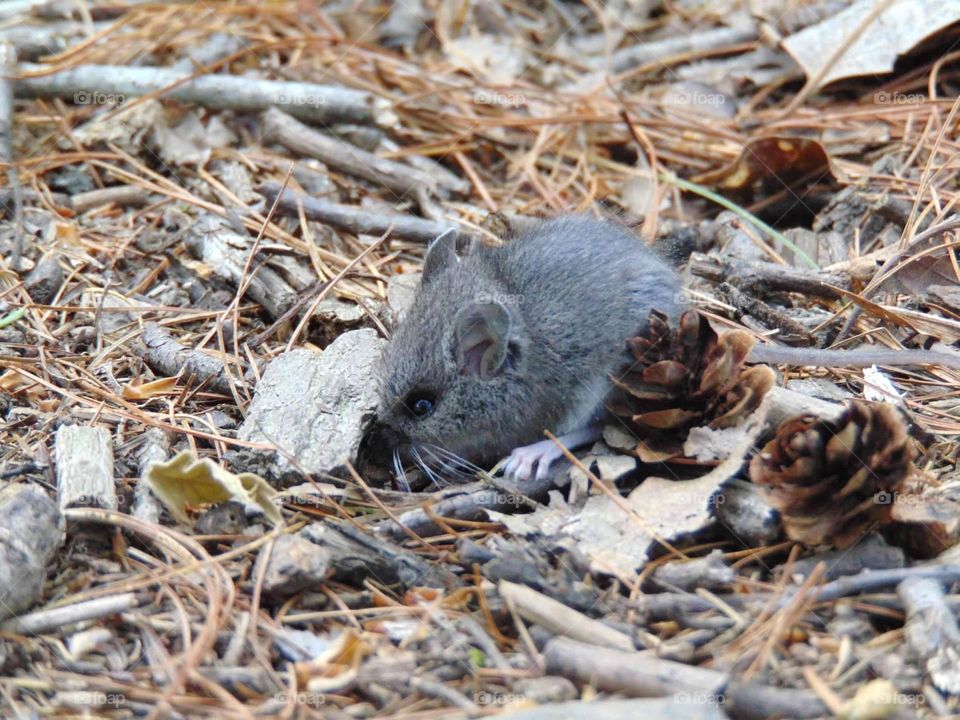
422;228;459;284
454;302;512;380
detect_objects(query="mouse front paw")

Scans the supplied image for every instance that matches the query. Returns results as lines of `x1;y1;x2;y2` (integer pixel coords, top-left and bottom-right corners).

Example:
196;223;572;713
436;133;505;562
502;439;565;481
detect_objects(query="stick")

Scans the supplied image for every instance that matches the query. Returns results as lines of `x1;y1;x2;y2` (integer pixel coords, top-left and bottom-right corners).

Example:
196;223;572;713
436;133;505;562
262;107;458;197
16;62;395;126
259;182;458;243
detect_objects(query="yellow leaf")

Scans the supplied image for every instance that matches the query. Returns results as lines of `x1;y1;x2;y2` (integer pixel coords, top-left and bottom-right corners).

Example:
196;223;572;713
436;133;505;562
0;370;27;391
179;257;213;279
122;376;179;400
838;679;898;720
53;221;83;246
145;451;281;526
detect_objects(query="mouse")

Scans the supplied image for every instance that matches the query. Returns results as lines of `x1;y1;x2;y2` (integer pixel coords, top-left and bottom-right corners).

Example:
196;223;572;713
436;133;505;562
365;216;683;487
362;216;960;490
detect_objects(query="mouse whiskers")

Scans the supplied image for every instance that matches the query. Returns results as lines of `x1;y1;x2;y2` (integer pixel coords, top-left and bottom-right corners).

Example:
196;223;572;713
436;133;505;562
410;445;445;488
424;444;483;479
392;447;411;493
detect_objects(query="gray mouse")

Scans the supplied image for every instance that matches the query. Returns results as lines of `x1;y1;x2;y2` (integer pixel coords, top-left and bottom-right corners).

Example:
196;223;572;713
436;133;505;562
367;216;682;487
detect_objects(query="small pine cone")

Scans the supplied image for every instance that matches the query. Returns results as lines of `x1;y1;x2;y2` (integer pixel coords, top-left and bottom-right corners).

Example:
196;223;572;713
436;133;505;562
749;400;916;549
613;309;774;460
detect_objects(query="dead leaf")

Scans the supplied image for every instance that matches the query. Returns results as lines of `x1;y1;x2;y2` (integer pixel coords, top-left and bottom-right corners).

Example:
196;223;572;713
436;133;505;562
145;451;281;526
879;306;960;344
695;137;832;190
495;400;769;579
152;111;236;166
783;0;960;88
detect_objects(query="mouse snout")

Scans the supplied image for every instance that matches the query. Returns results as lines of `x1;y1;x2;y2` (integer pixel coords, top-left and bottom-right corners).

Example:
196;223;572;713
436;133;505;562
358;420;408;466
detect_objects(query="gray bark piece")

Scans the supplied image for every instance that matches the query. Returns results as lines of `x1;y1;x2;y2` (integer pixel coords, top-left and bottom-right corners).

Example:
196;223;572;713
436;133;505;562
652;549;733;592
0;484;62;621
55;425;116;511
257;533;331;598
238;329;385;477
386;272;420;325
134;427;169;524
594;454;637;482
24;254;63;303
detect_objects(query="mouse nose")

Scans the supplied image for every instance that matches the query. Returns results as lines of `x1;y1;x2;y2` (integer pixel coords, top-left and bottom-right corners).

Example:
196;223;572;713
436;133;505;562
356;420;408;476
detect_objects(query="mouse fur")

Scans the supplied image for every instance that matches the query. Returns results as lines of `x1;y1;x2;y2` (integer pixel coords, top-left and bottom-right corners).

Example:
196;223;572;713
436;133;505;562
369;216;682;483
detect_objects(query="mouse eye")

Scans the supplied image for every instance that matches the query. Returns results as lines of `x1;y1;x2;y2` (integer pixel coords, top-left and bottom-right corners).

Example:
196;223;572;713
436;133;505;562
406;392;435;419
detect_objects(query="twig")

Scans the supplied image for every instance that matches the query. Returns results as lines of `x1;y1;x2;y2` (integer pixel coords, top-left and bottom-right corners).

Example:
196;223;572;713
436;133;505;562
3;593;138;634
16;62;395;126
259;182;458;243
262;108;458;197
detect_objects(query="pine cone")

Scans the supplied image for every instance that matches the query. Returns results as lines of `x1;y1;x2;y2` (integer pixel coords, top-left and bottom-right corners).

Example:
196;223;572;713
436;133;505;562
613;309;775;461
749;400;916;549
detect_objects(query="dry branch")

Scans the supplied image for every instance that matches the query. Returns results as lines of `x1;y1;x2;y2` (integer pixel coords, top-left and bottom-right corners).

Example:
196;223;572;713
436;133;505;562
71;185;151;212
0;21;109;60
541;635;728;697
263;108;458;197
259;181;458;243
607;26;758;72
689;255;852;297
500;580;634;651
899;576;960;694
185;214;298;319
16;63;395;126
3;593;137;634
302;518;459;590
135;323;236;396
